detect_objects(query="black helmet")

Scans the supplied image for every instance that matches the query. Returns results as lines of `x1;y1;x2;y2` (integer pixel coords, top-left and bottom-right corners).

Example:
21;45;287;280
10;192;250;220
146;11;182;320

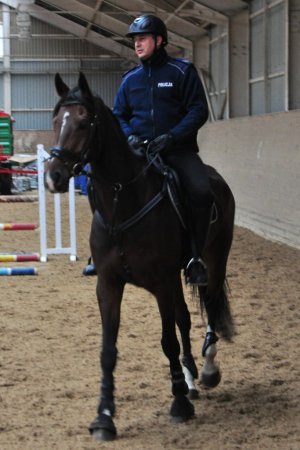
126;15;168;46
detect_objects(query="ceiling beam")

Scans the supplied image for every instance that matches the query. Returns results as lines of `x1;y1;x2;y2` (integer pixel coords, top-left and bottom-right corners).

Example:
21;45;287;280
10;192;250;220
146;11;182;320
0;0;137;61
189;1;228;25
102;0;197;47
49;0;194;52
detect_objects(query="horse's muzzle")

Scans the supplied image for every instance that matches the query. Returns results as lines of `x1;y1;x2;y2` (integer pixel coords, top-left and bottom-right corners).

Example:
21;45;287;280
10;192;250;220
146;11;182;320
44;159;71;193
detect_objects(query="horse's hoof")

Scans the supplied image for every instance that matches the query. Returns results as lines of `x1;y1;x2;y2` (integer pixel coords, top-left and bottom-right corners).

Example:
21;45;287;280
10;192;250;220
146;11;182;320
201;369;221;389
170;395;195;423
89;414;117;441
188;388;199;400
91;428;116;441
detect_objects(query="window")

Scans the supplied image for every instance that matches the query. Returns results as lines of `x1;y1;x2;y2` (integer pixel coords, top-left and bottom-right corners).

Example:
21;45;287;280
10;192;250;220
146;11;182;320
208;24;229;120
249;0;288;114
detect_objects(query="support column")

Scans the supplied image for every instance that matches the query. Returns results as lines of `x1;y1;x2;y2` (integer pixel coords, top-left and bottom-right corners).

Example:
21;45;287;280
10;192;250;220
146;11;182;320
2;4;11;114
229;9;249;117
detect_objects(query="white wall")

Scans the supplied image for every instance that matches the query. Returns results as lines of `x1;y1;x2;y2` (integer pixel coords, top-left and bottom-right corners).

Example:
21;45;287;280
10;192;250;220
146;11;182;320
198;110;300;249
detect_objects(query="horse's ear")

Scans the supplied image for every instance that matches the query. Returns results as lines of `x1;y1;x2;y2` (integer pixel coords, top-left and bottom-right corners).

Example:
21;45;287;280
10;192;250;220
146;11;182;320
78;72;93;99
55;73;69;98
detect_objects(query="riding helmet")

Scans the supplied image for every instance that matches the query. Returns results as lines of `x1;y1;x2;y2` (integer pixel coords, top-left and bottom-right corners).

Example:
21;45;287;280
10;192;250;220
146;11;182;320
126;15;168;46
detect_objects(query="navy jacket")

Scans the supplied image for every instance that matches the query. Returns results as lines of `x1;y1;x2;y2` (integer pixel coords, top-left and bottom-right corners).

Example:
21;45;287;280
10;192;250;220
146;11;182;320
113;48;208;153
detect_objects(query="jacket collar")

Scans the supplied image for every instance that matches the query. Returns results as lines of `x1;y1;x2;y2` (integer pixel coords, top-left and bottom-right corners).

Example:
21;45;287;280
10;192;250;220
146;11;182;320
141;47;168;68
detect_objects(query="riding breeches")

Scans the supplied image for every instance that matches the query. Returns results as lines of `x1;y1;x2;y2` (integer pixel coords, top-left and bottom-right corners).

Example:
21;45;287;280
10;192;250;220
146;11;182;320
164;150;214;255
165;150;213;209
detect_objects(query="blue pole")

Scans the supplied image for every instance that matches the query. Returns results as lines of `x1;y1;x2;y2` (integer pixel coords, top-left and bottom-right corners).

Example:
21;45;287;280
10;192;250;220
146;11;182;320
0;267;38;275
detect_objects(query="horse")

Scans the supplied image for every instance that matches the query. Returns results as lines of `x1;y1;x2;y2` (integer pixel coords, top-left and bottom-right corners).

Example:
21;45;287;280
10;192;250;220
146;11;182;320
44;72;235;441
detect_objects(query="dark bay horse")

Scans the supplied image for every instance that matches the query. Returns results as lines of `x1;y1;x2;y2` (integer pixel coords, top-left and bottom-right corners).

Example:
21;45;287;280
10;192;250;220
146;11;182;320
45;72;235;441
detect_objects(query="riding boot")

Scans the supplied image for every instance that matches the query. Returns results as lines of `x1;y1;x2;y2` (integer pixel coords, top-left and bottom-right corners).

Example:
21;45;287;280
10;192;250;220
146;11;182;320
184;206;212;287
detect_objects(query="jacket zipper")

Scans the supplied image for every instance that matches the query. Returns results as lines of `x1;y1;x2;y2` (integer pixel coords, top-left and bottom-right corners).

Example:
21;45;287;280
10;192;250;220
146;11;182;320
148;63;155;137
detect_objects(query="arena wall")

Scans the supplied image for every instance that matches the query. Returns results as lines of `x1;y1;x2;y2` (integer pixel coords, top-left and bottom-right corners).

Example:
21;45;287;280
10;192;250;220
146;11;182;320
198;110;300;249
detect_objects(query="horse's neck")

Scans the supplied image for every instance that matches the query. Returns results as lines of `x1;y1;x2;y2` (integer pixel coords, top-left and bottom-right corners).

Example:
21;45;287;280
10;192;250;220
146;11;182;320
97;138;138;184
99;112;145;183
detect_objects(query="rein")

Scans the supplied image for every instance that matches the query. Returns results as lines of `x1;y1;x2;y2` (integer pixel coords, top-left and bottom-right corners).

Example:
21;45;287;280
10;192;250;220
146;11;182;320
108;176;167;237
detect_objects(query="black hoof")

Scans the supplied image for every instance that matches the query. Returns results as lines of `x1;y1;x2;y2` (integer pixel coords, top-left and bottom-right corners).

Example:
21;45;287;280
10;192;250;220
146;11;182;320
188;388;199;400
201;369;221;389
89;414;117;441
170;395;195;423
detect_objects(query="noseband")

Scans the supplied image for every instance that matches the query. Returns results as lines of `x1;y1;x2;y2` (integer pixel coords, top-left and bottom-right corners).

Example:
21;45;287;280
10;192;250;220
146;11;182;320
50;100;99;175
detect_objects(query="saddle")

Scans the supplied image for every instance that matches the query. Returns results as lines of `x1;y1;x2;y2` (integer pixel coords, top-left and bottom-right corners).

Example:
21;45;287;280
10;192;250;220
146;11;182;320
152;155;218;230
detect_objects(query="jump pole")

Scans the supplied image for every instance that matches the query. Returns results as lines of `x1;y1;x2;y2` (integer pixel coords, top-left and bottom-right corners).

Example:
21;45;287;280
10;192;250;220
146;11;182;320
0;267;38;276
37;144;77;262
0;223;36;230
0;195;38;202
0;253;40;262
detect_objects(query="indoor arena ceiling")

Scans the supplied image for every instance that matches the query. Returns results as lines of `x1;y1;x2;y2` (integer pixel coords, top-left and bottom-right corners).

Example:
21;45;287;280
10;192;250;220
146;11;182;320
2;0;249;61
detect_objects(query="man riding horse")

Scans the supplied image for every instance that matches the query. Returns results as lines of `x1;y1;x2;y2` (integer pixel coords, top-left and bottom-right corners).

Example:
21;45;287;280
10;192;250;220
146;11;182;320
83;14;213;285
112;14;213;286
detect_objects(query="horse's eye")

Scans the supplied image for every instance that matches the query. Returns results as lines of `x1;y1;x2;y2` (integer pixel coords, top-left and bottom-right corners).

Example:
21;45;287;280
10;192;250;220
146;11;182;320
79;119;89;129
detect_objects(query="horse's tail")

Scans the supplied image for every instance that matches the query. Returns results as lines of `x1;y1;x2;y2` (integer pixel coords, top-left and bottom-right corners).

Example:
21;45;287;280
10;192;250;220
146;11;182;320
195;280;235;341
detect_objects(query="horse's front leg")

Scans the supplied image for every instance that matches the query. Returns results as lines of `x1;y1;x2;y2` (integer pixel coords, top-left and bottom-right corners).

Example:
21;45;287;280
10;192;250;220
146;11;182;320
156;283;194;422
89;277;124;441
174;277;199;399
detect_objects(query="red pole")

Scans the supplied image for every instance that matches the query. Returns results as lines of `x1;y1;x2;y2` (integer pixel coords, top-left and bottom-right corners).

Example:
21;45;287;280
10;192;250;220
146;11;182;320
0;223;37;230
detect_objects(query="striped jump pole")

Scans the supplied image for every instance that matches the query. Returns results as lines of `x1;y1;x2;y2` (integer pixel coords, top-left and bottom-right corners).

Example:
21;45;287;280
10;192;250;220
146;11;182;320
0;253;40;262
0;223;37;231
0;267;38;276
0;195;38;202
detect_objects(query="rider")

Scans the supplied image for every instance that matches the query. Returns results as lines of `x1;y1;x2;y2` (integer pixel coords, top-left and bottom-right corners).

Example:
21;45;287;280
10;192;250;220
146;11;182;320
113;14;213;286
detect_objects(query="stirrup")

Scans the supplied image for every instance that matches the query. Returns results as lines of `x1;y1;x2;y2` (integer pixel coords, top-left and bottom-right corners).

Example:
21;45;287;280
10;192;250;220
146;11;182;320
82;257;97;276
184;257;208;287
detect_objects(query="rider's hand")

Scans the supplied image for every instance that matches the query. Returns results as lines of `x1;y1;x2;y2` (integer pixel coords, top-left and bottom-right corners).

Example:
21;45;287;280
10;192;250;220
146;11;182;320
147;133;173;155
128;134;142;150
127;134;145;157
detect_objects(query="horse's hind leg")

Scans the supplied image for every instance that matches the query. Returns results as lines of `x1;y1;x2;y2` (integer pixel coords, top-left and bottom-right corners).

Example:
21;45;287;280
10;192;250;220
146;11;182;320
200;319;221;388
200;223;235;389
174;277;199;399
89;277;124;441
156;281;195;422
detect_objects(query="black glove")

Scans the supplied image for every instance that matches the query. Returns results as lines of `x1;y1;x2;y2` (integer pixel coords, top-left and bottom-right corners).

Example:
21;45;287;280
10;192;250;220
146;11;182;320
147;133;173;155
127;134;145;157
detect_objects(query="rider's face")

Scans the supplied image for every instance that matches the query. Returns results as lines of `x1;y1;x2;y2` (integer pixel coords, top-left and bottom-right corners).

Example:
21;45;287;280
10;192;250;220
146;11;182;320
133;34;162;60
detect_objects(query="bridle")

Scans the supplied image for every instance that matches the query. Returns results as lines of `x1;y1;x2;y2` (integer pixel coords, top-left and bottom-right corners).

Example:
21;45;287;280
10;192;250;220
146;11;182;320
50;99;99;176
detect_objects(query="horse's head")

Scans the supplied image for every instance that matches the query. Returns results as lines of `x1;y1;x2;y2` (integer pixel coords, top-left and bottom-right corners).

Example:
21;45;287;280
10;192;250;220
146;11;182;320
45;72;98;193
